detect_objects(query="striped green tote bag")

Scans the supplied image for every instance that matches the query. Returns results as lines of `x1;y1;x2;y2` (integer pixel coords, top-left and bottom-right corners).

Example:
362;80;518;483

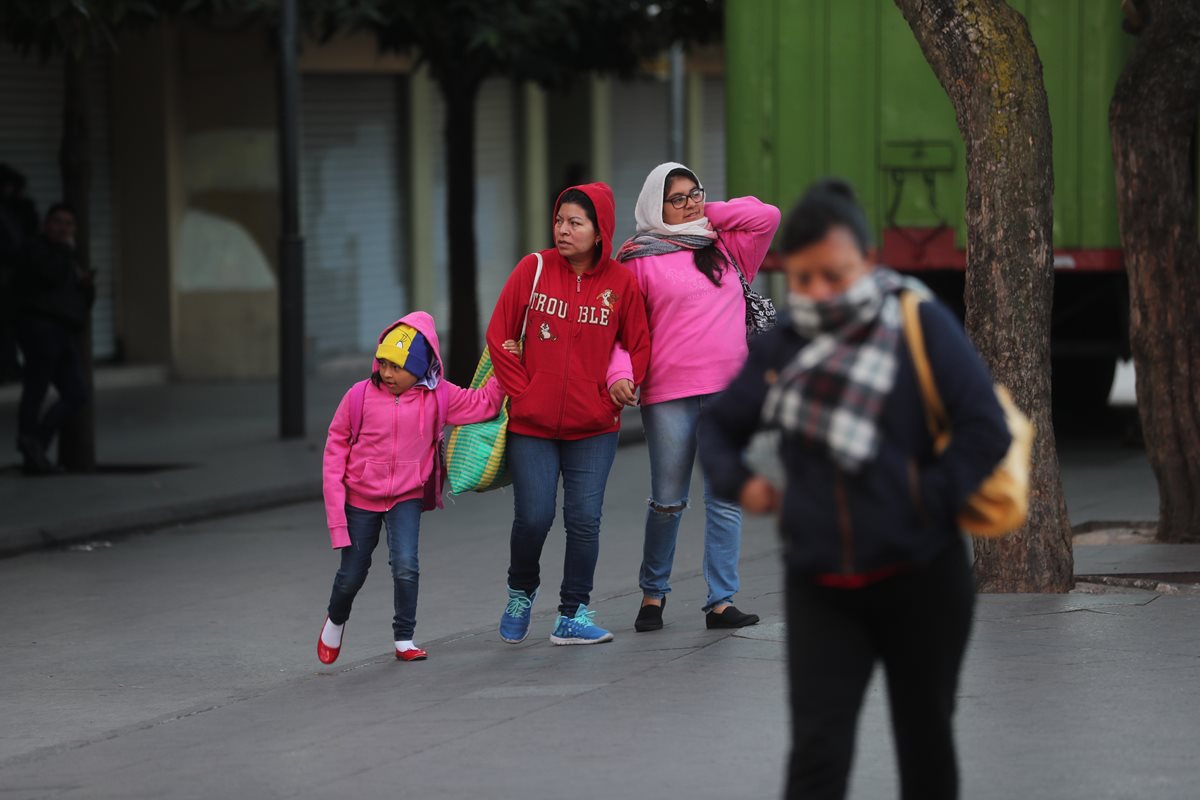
445;347;512;493
445;252;543;493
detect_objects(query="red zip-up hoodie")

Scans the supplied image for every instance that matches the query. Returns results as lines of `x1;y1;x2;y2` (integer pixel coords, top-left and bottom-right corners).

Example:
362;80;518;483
486;182;651;440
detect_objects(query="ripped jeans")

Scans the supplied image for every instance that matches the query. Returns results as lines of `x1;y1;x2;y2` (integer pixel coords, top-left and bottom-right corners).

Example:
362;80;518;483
639;394;743;612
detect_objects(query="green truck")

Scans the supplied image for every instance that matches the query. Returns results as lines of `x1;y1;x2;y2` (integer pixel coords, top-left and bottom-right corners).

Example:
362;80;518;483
725;0;1135;409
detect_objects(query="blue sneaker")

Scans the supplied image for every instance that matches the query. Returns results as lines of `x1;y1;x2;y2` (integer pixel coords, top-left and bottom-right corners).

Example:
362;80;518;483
549;604;613;645
499;587;538;643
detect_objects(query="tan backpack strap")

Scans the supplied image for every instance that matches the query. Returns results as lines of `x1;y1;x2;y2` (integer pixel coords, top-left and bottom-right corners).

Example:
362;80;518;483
899;291;947;437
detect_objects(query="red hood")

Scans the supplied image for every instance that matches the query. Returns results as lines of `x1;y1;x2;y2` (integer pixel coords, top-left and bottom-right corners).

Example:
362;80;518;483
554;182;616;266
372;311;442;375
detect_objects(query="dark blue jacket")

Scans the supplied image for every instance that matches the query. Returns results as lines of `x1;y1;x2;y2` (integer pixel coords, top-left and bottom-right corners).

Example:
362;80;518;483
700;298;1011;577
17;235;93;332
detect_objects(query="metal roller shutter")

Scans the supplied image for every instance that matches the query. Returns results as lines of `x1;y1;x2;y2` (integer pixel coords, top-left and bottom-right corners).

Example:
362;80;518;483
608;77;670;248
300;74;407;357
701;76;727;203
0;48;118;360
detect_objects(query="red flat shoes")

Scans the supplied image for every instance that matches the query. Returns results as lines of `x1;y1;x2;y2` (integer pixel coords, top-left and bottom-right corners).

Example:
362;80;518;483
395;646;428;662
317;616;342;665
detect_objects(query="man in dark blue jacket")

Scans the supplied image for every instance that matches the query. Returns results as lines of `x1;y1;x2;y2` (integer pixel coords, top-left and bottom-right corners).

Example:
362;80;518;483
700;179;1011;800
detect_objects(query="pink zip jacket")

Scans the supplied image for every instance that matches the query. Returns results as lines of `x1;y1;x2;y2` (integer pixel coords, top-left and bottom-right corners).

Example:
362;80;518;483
322;311;504;548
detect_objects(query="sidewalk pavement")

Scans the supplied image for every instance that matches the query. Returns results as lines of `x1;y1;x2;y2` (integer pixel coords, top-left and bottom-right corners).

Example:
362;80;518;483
4;366;1200;799
0;361;1173;568
2;448;1198;800
0;364;649;559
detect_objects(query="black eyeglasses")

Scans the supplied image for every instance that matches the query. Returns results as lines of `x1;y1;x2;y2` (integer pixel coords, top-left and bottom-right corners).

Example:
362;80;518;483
664;186;705;209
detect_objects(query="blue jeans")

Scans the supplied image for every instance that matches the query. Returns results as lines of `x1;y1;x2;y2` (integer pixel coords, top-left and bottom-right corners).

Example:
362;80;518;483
640;395;743;611
326;500;422;640
507;431;619;617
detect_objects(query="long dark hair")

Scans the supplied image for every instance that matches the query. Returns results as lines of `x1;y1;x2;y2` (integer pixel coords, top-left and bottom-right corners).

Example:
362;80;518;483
664;167;726;287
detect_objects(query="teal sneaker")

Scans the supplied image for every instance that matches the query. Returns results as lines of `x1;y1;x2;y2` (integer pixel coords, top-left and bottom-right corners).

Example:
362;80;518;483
499;587;538;643
549;604;613;645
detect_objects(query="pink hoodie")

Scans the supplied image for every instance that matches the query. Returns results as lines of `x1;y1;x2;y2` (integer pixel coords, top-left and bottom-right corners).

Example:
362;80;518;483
322;311;504;548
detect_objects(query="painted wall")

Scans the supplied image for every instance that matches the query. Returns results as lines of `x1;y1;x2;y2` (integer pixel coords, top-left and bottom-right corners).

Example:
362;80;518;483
111;27;181;366
104;24;724;379
173;24;279;379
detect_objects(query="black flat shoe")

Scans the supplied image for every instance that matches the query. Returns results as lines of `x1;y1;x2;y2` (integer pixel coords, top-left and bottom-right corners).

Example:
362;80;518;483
634;597;665;632
18;435;57;474
706;606;759;629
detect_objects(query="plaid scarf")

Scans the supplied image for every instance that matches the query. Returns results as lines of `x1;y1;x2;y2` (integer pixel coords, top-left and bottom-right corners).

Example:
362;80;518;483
615;233;714;263
761;268;920;473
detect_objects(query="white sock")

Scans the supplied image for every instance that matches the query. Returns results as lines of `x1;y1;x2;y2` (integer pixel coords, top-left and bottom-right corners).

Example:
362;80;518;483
321;618;343;648
395;639;419;652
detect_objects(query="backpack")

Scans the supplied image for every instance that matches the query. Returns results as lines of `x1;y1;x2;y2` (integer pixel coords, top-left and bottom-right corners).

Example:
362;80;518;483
346;379;450;511
899;291;1034;537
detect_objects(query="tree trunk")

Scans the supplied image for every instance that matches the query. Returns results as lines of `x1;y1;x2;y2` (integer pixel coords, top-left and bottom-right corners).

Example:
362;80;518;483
1110;0;1200;544
58;51;96;472
439;77;482;385
277;0;306;439
893;0;1073;591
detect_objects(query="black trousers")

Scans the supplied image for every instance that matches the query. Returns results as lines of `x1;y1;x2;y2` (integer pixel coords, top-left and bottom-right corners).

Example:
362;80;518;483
784;537;975;800
15;316;87;449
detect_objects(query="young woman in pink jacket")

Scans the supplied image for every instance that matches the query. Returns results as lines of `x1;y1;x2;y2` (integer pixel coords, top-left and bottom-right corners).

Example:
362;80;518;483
316;311;503;665
610;162;781;632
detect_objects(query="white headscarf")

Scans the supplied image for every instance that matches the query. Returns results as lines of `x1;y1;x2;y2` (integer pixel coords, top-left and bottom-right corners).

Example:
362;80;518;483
633;162;718;240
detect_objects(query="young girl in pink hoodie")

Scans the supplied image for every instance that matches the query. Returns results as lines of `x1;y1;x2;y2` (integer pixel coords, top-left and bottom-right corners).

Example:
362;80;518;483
317;311;504;665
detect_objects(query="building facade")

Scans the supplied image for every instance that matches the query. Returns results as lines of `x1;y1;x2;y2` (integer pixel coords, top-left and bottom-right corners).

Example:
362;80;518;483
0;25;726;379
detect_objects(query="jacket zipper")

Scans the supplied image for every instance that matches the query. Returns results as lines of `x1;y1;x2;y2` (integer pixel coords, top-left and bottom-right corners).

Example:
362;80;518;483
556;271;582;434
834;468;855;575
389;394;399;497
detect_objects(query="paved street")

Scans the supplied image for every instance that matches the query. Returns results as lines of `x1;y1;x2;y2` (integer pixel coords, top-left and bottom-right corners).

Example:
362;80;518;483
2;367;1198;798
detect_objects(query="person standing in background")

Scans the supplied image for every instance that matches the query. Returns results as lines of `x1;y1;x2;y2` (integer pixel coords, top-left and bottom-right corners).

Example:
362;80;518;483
13;203;92;475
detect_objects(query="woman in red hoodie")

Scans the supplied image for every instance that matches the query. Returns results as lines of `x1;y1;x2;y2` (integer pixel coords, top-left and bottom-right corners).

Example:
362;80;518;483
487;183;650;646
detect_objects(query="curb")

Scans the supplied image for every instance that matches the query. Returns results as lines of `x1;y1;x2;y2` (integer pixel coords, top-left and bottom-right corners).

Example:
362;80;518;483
0;364;169;407
0;481;321;560
0;424;647;560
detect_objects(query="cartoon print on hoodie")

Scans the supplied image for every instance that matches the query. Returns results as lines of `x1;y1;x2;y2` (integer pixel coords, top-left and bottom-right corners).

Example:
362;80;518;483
486;183;651;440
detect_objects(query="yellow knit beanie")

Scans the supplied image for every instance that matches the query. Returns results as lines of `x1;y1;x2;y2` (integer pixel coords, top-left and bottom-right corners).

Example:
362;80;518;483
375;324;431;377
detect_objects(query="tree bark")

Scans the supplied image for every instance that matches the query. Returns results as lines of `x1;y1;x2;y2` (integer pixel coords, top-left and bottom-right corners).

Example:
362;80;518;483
1110;0;1200;543
439;76;482;385
893;0;1073;591
58;51;96;472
